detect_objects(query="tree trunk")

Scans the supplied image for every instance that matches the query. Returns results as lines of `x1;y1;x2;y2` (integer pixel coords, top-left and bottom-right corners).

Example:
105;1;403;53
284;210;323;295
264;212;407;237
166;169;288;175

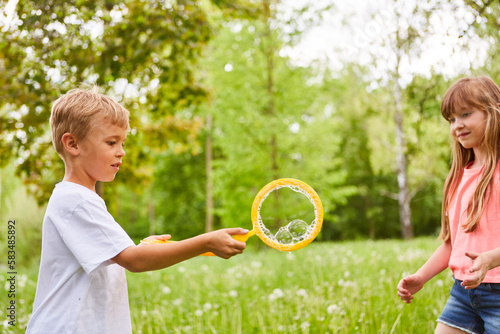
205;113;214;233
148;201;156;235
393;51;414;240
365;194;375;240
264;0;281;228
264;2;278;180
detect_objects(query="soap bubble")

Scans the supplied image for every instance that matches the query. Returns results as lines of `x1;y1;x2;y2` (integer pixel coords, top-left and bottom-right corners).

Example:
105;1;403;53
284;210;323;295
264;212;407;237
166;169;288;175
288;219;309;238
257;183;319;246
262;226;274;239
275;228;293;244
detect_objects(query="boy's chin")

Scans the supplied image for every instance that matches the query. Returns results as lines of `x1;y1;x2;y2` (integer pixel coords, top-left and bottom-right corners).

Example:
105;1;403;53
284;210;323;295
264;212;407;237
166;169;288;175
99;175;117;183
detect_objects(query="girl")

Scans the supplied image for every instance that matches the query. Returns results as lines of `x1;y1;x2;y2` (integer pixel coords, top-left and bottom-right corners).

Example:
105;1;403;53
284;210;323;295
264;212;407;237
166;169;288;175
397;76;500;334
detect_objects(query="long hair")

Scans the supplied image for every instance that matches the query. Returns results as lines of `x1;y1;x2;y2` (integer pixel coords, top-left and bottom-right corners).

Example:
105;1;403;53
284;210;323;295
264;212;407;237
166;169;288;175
440;76;500;241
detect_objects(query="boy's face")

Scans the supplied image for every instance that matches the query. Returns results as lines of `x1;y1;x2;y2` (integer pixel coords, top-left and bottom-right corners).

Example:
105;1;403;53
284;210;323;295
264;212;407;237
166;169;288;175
73;118;127;189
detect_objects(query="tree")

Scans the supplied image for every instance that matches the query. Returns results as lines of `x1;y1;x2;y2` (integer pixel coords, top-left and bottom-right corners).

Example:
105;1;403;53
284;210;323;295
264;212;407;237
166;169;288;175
460;0;500;78
0;0;257;204
337;0;470;239
198;2;354;234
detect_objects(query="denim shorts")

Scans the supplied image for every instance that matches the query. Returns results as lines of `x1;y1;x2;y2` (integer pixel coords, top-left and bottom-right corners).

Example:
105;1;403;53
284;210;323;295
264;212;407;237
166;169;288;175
438;278;500;334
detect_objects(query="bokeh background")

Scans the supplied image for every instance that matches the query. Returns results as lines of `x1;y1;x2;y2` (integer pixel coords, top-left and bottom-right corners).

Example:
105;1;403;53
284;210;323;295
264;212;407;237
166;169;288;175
1;0;499;332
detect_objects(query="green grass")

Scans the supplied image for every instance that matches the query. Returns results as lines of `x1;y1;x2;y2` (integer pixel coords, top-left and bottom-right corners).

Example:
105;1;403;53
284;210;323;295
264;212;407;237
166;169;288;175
1;237;452;333
127;238;450;334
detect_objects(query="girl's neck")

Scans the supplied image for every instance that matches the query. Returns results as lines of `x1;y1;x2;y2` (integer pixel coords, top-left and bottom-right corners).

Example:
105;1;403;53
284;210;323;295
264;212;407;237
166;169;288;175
469;147;487;168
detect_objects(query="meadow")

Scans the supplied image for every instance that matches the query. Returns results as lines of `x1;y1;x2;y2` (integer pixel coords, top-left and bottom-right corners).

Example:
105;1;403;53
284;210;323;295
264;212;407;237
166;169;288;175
1;236;452;334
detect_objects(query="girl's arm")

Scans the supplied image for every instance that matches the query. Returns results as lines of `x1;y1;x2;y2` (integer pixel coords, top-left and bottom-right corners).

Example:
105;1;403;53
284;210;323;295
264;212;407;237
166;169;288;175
111;228;248;273
397;241;452;303
462;248;500;289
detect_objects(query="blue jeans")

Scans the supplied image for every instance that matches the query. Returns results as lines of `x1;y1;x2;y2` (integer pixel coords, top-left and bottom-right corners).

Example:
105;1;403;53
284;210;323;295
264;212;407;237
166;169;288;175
438;278;500;334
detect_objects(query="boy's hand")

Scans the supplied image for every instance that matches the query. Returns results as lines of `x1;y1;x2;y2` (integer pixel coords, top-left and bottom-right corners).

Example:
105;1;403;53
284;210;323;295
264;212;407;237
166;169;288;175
206;228;248;259
397;274;425;304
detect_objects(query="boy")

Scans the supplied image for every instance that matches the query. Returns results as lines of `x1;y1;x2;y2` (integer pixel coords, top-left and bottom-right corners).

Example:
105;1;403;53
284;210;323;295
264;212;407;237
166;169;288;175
26;87;247;333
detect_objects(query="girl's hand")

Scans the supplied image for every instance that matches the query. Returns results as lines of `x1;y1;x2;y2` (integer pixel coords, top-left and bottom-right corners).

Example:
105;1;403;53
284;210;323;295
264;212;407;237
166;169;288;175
397;274;425;304
462;251;490;289
140;234;171;244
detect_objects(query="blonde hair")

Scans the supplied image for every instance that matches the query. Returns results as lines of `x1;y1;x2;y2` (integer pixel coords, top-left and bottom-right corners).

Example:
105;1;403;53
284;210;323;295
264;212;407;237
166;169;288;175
50;86;129;157
440;76;500;241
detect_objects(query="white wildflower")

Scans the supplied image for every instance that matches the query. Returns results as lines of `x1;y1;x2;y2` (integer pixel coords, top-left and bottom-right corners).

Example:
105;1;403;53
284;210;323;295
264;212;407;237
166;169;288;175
300;321;310;330
269;288;285;301
296;288;308;298
250;261;262;268
327;304;340;314
18;275;27;289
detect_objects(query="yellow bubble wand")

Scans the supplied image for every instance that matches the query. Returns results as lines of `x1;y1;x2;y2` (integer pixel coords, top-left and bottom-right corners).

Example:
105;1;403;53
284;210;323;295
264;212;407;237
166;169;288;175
142;178;323;254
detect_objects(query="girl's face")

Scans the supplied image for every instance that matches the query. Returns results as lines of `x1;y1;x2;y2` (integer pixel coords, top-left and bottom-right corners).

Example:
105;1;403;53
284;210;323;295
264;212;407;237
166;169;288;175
448;106;487;150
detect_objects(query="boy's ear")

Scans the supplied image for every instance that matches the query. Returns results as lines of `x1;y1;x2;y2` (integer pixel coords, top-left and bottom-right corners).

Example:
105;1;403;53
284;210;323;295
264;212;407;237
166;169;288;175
61;133;79;156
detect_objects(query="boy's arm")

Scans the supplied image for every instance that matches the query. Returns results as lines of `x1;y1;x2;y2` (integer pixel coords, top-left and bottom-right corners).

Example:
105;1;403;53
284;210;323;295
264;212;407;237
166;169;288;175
112;228;248;273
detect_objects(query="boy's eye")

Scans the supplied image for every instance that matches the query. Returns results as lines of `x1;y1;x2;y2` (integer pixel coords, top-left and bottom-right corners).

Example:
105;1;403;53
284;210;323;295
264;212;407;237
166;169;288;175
107;141;116;146
448;117;455;123
463;112;471;117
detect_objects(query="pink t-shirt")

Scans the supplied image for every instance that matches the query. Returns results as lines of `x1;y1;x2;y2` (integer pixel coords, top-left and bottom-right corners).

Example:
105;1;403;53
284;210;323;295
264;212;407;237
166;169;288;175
448;163;500;282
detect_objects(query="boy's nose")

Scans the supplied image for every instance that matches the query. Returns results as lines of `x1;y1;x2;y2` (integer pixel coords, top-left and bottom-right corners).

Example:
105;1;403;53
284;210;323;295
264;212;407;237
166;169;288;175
117;146;126;157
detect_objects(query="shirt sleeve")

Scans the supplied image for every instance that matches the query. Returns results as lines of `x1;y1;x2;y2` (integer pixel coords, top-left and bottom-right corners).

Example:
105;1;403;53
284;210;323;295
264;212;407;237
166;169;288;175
59;197;135;274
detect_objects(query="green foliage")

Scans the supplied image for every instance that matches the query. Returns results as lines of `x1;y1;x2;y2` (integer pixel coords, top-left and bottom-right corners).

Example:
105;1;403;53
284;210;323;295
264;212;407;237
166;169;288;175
151;151;207;240
0;0;256;204
1;161;21;210
461;1;500;80
0;162;45;270
2;0;499;243
199;16;355;233
111;183;152;241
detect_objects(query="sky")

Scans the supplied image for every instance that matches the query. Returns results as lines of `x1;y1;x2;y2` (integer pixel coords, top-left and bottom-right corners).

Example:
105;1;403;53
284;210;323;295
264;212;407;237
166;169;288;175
0;0;18;32
1;0;491;86
282;0;490;85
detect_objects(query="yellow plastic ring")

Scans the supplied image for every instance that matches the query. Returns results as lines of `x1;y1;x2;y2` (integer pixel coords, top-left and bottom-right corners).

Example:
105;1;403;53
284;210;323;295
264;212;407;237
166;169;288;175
251;178;323;251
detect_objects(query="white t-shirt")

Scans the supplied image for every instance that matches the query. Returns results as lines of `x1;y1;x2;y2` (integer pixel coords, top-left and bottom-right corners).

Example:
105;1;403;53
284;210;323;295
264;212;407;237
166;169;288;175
26;181;136;334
